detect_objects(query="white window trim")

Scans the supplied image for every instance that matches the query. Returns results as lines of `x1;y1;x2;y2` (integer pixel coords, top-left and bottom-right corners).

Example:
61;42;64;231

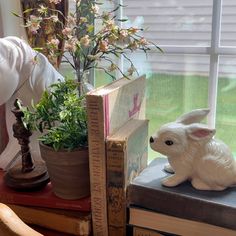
115;0;124;77
207;0;221;128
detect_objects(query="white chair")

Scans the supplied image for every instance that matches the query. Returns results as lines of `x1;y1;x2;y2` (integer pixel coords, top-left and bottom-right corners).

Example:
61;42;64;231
0;203;43;236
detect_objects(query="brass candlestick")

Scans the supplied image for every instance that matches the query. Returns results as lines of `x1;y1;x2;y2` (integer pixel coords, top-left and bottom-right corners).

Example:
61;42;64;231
4;99;50;190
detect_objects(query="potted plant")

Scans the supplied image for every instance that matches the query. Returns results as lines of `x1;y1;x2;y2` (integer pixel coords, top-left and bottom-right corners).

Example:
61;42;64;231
21;78;89;200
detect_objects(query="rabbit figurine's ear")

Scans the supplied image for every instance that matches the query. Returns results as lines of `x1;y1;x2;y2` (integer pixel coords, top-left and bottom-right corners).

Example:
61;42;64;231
186;124;215;141
176;108;210;125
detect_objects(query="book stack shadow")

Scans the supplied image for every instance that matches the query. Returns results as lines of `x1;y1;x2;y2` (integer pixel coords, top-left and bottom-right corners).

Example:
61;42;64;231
127;158;236;236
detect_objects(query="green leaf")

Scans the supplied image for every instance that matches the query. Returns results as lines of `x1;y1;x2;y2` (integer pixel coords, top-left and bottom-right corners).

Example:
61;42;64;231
87;25;94;33
11;11;21;17
117;19;128;22
23;8;33;14
33;47;44;52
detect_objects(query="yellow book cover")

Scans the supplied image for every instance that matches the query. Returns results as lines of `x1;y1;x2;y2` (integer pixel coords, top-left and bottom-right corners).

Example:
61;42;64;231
106;119;149;236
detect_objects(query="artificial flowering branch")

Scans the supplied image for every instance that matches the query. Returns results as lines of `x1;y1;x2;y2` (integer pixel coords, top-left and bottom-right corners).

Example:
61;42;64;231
15;0;162;95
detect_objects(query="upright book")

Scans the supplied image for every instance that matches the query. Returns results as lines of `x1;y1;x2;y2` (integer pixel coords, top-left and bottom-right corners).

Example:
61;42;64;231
127;158;236;233
86;75;146;236
106;119;149;236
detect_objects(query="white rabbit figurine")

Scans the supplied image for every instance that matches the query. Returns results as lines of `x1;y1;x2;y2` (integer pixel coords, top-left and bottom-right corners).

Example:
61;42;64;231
150;108;236;191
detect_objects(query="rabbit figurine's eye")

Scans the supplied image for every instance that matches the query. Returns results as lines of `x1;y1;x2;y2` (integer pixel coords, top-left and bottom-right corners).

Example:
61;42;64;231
165;140;174;146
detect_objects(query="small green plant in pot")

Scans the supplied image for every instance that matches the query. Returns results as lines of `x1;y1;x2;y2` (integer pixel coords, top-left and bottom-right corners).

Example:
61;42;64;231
22;78;90;200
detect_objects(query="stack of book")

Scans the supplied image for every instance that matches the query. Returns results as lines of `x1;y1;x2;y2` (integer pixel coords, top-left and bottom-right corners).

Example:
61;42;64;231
86;75;148;235
127;158;236;236
0;171;91;235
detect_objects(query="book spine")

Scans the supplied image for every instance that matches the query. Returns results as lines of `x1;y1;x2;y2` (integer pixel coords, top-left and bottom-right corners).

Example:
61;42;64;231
86;95;108;236
0;178;90;211
133;226;164;236
106;140;126;236
0;195;90;211
7;204;91;236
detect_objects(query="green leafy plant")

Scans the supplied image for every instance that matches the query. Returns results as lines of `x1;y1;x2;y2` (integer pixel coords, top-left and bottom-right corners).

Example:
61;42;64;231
21;79;87;151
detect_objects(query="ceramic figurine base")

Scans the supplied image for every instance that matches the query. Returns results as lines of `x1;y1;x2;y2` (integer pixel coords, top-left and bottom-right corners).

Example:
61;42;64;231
4;161;49;191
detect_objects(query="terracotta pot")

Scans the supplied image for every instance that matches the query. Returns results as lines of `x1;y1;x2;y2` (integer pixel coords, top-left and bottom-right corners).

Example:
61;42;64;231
39;142;90;200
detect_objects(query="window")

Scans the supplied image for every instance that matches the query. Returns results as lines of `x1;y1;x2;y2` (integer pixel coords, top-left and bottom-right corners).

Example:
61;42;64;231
120;0;236;159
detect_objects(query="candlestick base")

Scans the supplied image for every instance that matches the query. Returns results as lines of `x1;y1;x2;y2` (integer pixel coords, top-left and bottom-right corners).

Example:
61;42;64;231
4;161;50;191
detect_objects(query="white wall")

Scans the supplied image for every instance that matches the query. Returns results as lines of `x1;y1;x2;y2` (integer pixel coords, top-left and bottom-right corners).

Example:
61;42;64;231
0;0;26;38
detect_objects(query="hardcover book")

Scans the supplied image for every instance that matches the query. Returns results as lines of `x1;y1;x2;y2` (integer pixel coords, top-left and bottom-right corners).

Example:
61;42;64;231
127;158;236;232
106;119;149;236
0;171;90;212
133;226;165;236
129;207;236;236
7;204;91;235
31;225;76;236
86;75;146;236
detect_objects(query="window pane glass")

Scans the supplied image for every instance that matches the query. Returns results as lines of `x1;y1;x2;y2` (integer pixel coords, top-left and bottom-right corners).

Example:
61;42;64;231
221;0;236;46
123;0;212;46
216;56;236;155
123;54;209;160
